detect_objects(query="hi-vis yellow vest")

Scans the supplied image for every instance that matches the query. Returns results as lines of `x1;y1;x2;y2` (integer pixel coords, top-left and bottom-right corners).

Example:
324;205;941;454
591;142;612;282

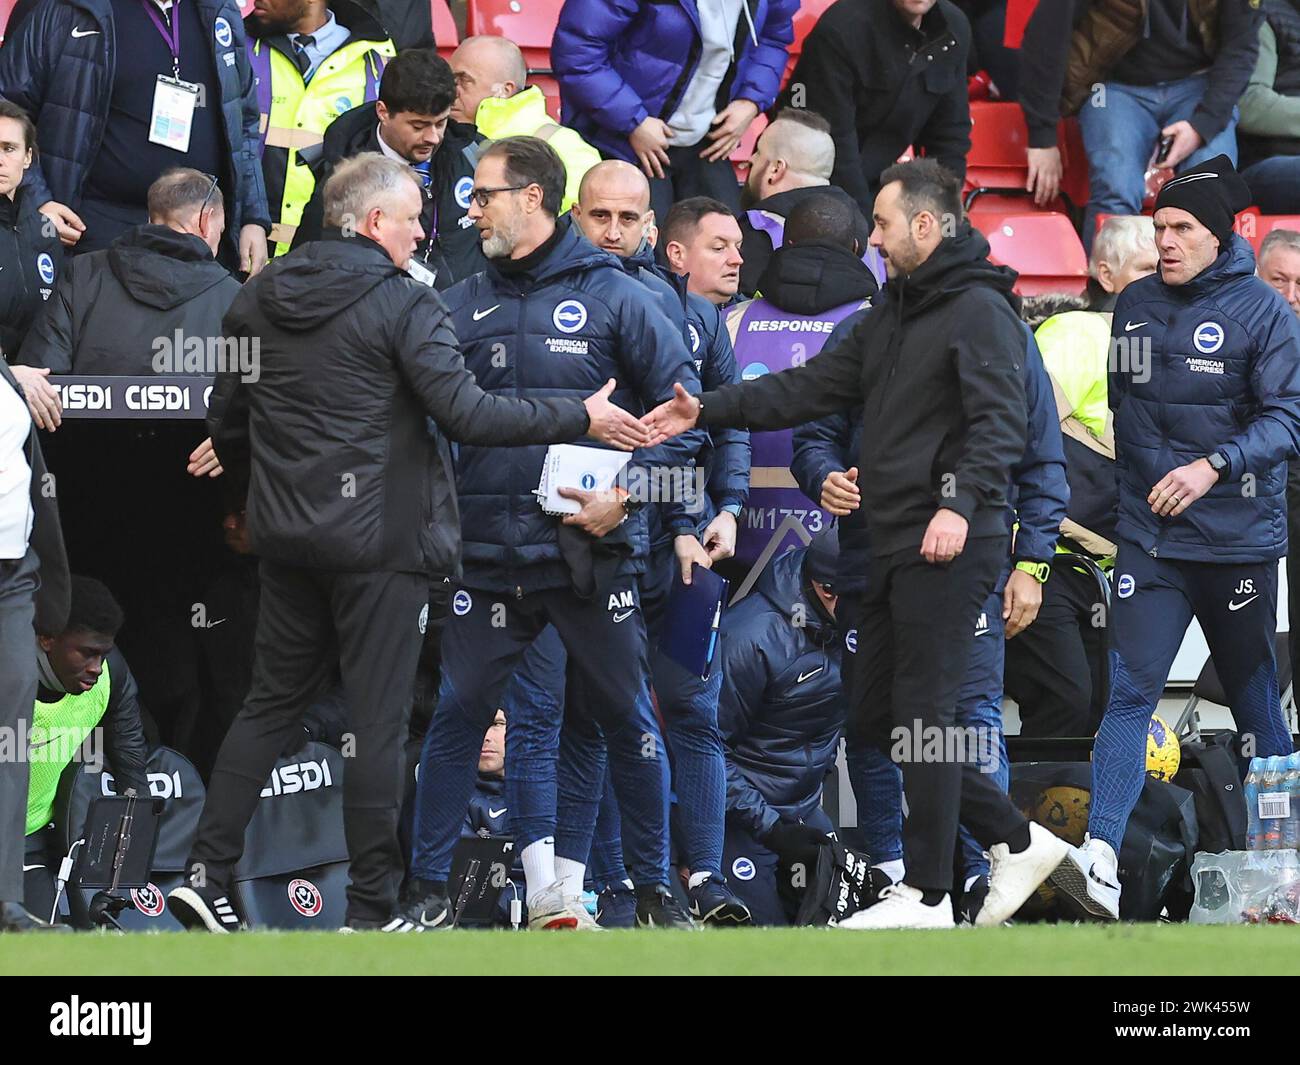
26;659;112;836
249;37;394;255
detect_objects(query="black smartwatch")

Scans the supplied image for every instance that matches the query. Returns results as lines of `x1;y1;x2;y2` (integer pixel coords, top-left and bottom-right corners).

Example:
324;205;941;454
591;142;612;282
1206;451;1229;480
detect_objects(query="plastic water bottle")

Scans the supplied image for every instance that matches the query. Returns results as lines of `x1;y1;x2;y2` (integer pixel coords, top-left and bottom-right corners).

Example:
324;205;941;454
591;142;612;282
1284;753;1300;852
1246;758;1264;851
1261;757;1287;850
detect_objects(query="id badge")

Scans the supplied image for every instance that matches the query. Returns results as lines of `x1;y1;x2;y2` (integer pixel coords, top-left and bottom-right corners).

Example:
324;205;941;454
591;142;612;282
406;258;438;288
149;75;200;153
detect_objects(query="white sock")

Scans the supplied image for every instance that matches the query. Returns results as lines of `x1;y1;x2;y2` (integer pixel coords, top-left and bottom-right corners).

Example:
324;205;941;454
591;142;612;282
555;857;586;899
1084;835;1117;868
521;837;557;904
874;859;905;884
687;870;713;890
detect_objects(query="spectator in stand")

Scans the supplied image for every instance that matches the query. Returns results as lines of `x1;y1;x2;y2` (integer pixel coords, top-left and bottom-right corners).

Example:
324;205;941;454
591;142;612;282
245;0;397;256
0;102;62;418
22;577;148;923
663;197;746;308
1256;228;1300;733
552;0;799;223
0;0;270;272
293;49;485;289
1238;2;1300;214
1020;0;1262;247
738;108;873;297
449;35;600;214
19;169;237;762
781;0;972;212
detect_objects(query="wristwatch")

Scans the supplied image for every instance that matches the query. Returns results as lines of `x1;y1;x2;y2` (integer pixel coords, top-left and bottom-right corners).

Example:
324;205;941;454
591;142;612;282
1014;560;1051;584
1206;451;1229;480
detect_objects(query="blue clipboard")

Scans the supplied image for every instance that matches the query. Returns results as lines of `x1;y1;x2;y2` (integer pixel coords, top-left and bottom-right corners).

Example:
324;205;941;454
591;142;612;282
660;564;728;679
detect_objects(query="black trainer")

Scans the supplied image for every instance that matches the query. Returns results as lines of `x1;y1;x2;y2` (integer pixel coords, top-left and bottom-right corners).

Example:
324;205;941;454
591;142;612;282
635;883;698;929
167;880;244;933
395;878;452;931
686;874;752;926
957;875;991;926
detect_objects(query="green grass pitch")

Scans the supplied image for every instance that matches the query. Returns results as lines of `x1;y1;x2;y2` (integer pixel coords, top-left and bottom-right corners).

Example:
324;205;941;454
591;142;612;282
4;924;1300;976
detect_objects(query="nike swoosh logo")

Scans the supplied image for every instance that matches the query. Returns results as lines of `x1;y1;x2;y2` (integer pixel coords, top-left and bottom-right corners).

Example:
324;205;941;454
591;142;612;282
28;737;55;749
1228;595;1260;611
1124;320;1148;331
612;610;635;623
419;910;447;928
488;807;507;818
206;618;226;628
974;628;989;636
472;305;500;321
71;26;100;36
797;668;822;683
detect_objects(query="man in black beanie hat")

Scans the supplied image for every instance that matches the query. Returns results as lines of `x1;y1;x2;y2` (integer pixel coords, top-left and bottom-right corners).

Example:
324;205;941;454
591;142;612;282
1050;154;1300;921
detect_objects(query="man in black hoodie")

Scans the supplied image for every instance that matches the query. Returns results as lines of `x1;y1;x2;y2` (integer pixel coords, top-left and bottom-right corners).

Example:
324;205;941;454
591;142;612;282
292;48;486;290
168;152;649;932
644;158;1069;930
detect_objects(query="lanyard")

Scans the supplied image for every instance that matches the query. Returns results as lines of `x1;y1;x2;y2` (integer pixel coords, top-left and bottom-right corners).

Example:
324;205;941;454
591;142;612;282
141;0;182;79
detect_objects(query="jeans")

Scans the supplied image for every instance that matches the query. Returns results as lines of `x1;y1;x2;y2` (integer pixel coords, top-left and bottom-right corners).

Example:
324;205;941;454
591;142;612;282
1241;156;1300;215
1079;75;1239;250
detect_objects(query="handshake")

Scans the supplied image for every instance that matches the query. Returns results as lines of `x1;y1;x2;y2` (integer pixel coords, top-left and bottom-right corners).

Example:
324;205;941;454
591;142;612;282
580;379;704;452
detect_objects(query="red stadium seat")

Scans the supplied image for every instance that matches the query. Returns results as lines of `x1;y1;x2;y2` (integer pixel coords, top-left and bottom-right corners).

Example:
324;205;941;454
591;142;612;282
466;0;562;72
0;0;16;43
1058;116;1090;208
730;113;769;183
966;101;1029;192
432;0;459;52
1237;212;1300;256
976;211;1088;296
239;0;254;15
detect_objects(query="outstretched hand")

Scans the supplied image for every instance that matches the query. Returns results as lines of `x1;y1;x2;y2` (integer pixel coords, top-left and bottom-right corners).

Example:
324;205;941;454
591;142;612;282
583;379;653;451
641;383;701;447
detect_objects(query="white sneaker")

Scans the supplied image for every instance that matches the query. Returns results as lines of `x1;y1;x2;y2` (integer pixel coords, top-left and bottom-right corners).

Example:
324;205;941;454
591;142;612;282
976;821;1069;927
1048;834;1121;921
564;896;604;931
527;881;580;930
835;883;955;930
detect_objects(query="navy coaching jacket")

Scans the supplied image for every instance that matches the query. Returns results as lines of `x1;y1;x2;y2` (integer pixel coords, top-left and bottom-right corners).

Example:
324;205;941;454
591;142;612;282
1110;235;1300;563
446;220;705;597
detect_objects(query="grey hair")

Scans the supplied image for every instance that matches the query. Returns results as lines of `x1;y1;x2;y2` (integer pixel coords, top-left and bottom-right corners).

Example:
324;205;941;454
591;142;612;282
323;153;420;228
1089;215;1155;278
1259;227;1300;269
148;167;223;224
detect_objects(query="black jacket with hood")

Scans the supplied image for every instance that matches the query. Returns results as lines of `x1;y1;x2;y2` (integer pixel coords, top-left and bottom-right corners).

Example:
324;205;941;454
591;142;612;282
750;238;879;318
207;232;592;576
738;185;873;298
701;225;1028;558
291;102;487;291
18;225;239;374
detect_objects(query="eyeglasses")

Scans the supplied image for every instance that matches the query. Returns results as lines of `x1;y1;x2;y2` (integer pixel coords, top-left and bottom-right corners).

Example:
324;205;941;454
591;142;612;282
198;172;219;218
469;183;531;208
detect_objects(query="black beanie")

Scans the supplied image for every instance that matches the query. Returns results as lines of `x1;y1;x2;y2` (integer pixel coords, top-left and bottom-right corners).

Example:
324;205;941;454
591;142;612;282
1153;154;1253;251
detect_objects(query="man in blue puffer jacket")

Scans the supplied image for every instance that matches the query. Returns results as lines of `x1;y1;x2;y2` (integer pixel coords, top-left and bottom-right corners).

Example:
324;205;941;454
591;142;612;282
0;0;271;271
718;535;843;925
404;137;706;931
1052;156;1300;922
552;0;798;224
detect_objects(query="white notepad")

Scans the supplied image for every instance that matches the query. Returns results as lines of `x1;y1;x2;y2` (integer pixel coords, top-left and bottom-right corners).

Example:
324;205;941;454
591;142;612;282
535;444;632;515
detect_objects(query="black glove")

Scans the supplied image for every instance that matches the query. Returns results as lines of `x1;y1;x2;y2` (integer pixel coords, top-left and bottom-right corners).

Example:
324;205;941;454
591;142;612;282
763;818;831;867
